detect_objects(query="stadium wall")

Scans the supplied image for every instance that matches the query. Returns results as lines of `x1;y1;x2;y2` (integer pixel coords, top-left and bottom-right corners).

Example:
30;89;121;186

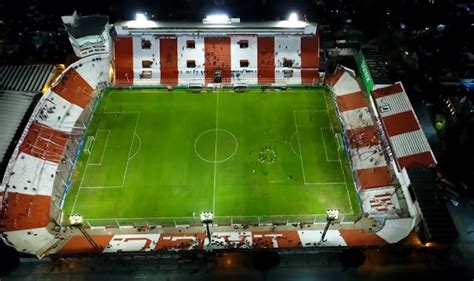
322;65;427;246
0;54;112;257
113;34;320;87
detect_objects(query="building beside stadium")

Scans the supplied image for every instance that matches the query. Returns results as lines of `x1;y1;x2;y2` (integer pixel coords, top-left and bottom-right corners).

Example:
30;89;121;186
62;11;111;58
0;14;457;258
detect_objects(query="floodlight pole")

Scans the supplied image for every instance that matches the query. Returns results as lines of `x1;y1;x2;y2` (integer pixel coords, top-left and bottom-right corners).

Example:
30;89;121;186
320;209;339;243
68;215;101;252
200;212;214;247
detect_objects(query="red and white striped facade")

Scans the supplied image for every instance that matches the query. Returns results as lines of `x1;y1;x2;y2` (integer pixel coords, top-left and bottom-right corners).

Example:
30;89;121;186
0;20;433;257
114;23;319;86
324;67;393;190
371;83;436;170
0;54;111;256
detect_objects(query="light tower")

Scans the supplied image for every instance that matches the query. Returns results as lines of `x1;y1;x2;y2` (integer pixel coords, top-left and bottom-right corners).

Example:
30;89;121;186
200;211;214;248
68;214;101;252
320;208;339;243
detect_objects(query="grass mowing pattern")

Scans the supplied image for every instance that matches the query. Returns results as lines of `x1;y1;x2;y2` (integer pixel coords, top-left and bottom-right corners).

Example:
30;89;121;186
63;88;360;225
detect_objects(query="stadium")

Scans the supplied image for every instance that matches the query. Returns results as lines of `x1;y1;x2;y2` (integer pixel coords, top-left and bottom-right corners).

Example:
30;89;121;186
0;12;446;257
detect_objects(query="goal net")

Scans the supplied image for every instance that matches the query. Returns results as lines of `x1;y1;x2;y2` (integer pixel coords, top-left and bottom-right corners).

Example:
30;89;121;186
84;136;95;154
334;133;344;151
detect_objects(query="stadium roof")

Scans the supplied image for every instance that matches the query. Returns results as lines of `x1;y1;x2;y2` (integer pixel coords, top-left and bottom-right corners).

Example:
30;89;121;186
114;20;317;35
0;65;53;174
361;46;394;85
63;15;109;39
0;91;38;172
372;82;436;170
0;65;54;93
406;168;458;243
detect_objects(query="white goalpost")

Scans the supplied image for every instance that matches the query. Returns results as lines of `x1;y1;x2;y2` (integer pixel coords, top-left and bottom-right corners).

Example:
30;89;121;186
334;133;344;151
84;136;95;154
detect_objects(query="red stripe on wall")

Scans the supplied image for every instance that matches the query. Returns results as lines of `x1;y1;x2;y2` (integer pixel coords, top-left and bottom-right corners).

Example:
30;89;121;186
204;37;231;84
372;83;403;99
324;67;344;88
335;91;368;112
357;166;393;189
398;151;436;169
160;38;178;85
52;68;93;108
114;37;134;86
19;122;70;163
257;37;275;84
0;193;51;232
301;36;319;84
382;111;420;137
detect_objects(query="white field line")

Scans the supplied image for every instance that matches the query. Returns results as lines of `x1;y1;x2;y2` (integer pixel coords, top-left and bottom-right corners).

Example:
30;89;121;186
212;92;219;213
320;127;339;163
72;112;140;213
80;185;123;189
324;95;354;213
289;131;301;158
85;212;355;221
87;130;110;166
71;126;108;213
328;111;354;213
120;112;141;187
128;133;142;160
294;110;346;186
293;110;308;185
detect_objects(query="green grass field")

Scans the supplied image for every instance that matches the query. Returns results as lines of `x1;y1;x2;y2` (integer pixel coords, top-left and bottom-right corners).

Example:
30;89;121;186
63;87;360;226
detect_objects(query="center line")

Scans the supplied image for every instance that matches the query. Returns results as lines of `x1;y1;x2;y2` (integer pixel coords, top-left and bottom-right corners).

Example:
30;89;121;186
212;92;219;213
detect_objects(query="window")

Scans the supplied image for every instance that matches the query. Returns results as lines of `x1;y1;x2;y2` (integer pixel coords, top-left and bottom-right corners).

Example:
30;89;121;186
186;40;195;49
238;40;249;48
142;60;153;68
140;71;152;79
187;60;196;68
283;58;294;68
240;60;249;68
283;69;293;78
141;39;151;49
380;105;391;113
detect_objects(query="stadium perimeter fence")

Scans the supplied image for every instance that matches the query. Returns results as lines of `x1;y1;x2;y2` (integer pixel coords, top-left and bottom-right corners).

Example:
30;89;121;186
84;214;360;229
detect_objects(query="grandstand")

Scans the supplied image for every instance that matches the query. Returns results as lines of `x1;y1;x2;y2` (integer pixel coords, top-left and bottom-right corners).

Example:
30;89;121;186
0;15;457;258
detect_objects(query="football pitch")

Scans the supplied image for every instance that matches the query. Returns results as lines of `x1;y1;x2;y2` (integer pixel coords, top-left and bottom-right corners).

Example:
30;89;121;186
63;87;360;226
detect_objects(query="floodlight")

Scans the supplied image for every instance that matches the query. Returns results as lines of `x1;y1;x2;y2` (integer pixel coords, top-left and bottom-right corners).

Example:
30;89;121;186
288;12;298;22
204;14;230;24
68;214;83;225
136;13;147;22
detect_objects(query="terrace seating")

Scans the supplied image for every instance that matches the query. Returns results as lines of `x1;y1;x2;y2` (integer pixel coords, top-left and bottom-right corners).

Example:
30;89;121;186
0;54;111;256
325;66;394;190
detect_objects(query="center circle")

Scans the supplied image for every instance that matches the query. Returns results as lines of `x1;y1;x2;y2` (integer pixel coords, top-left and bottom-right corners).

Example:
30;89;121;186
194;129;238;163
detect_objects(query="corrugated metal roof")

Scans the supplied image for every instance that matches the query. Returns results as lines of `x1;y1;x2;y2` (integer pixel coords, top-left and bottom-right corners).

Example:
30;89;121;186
0;91;37;168
407;168;458;243
372;82;436;170
361;46;394;85
0;65;54;93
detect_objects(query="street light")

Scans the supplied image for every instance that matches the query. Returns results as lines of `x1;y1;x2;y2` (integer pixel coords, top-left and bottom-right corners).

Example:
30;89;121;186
200;211;214;249
320;208;339;243
68;214;101;252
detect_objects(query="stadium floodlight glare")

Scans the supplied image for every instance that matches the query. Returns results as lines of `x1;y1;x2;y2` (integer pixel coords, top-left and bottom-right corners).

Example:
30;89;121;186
288;12;298;22
203;14;230;24
135;13;147;22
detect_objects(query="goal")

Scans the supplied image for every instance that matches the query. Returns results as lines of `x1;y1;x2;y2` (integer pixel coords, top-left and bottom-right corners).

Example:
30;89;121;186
84;136;95;154
334;133;344;151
